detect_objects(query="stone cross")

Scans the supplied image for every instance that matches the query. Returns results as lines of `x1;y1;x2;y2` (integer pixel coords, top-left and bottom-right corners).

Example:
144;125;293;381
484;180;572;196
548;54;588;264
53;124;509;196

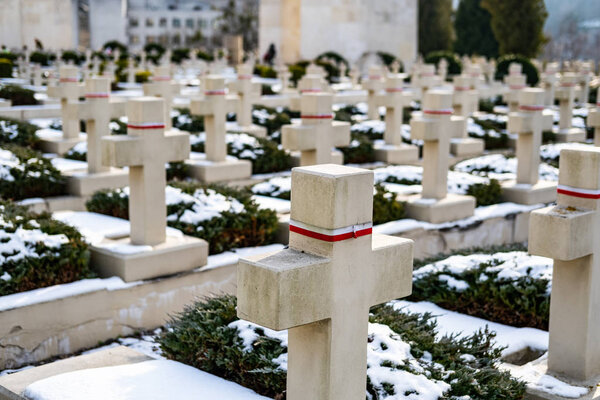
507;89;546;185
417;64;441;94
190;76;239;162
103;61;117;82
378;74;412;145
529;147;600;382
140;51;148;71
127;56;136;84
467;64;485;91
78;77;122;173
437;58;448;82
453;75;478;117
282;93;350;166
276;63;292;93
362;65;385;120
237;164;414;400
230;64;262;128
101;97;190;246
32;64;42;87
349;66;360;88
589;89;600;146
298;65;328;95
577;62;593;105
143;65;181;130
555;73;579;133
338;62;347;82
504;63;527;112
411;90;463;199
540;63;559;107
47;65;81;140
390;60;401;75
92;57;100;76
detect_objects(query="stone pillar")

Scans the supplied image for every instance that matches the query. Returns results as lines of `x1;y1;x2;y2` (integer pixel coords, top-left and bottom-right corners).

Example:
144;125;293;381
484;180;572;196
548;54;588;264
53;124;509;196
82;78;111;174
143;65;179;131
57;65;81;140
362;66;385;120
554;73;587;142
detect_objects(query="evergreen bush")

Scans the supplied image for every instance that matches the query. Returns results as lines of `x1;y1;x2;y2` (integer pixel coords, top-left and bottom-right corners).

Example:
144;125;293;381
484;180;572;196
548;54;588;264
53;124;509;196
0;118;40;148
424;51;462;75
495;55;539;86
0;85;39;106
0;59;12;78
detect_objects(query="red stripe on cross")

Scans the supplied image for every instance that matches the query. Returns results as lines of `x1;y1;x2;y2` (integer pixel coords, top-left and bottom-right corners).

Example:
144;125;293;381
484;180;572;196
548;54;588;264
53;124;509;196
289;224;372;242
127;123;165;130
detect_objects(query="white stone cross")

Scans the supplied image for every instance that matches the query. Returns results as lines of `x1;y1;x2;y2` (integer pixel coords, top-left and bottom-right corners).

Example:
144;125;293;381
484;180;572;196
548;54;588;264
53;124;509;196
143;65;181;131
540;63;559;107
589;89;600;146
47;65;82;140
503;63;527;112
282;93;350;166
101;97;190;246
127;56;136;84
576;62;593;105
297;65;329;95
437;58;448;82
416;64;441;94
529;147;600;383
237;163;414;400
276;63;292;93
453;75;478;117
190;76;239;162
230;64;262;128
554;73;586;142
362;65;385;120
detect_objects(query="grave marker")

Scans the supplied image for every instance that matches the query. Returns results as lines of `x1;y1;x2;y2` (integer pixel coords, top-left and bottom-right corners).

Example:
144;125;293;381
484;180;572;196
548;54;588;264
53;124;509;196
238;164;414;400
362;65;385;120
450;75;485;157
228;64;268;138
503;63;527;113
554;73;586;142
589;89;600;146
143;65;181;131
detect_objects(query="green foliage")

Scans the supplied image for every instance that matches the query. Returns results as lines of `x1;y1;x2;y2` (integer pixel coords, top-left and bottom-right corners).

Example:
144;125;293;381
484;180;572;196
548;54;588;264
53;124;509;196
252;106;299;137
29;51;52;66
481;0;548;58
61;50;83;65
454;0;499;58
418;0;455;55
377;52;402;70
338;132;375;164
0;118;40;148
466;179;503;206
288;63;307;85
469;130;510;150
196;50;214;62
495;54;540;86
86;183;279;255
315;51;349;74
102;41;128;57
424;51;462;76
135;71;152;84
373;184;405;225
159;295;526;400
166;162;190;181
0;85;39;106
335;105;367;124
254;64;277;79
173;108;204;133
0;59;12;78
144;43;166;64
0;52;18;62
64;146;86;162
0;145;66;200
0;201;92;296
171;48;190;64
410;252;550;330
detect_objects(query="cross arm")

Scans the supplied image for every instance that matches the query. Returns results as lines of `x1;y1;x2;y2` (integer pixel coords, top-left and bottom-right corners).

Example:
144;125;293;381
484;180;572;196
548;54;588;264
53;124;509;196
450;116;467;137
282;124;316;151
109;99;127;119
529;206;594;261
369;234;413;306
237;248;332;331
102;135;143;167
331;121;351;147
163;130;191;162
226;95;240;113
590;109;600;127
507;112;533;134
410;117;440;141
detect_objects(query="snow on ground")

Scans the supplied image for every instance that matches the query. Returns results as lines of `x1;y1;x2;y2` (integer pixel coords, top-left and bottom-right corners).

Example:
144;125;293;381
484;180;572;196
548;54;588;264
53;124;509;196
190;131;264;159
414;251;553;293
251;195;290;213
251;175;291;198
539;142;593;162
23;359;271;400
230;319;450;400
453;154;559;181
50;157;87;173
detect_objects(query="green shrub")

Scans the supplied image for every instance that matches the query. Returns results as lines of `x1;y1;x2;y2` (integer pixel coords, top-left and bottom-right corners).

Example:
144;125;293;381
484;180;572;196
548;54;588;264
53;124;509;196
542;130;556;143
159;295;526;400
373;183;405;225
171;48;190;64
0;52;18;63
478;99;496;113
173;108;204;133
86;183;279;254
335;105;367;124
0;118;40;148
466;179;502;206
110;119;128;135
0;145;66;200
0;59;12;78
135;70;152;83
338;132;375;164
252;106;298;137
469;130;509;150
288;63;307;85
495;54;539;86
0;201;92;296
144;43;165;65
315;51;349;70
29;51;51;66
61;50;82;65
196;50;214;61
0;85;39;106
377;52;403;70
102;41;128;57
410;250;550;330
254;64;277;79
166;162;189;181
424;51;462;75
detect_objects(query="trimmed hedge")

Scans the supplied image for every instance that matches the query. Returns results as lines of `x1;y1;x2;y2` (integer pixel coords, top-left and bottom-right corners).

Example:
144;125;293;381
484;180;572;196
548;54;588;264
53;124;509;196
0;145;66;200
86;183;279;255
466;179;502;206
424;51;462;76
373;183;405;225
0;59;12;78
495;55;539;86
159;295;526;400
377;52;403;71
252;106;299;138
0;118;40;148
0;201;92;296
30;51;53;67
0;85;39;106
338;132;375;164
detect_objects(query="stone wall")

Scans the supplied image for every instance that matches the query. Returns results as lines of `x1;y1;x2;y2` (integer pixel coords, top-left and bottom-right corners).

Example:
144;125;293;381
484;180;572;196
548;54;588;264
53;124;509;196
259;0;417;65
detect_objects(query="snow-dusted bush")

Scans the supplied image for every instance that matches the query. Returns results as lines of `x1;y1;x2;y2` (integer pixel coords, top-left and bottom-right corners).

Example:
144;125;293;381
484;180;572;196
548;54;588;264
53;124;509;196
158;295;526;400
86;183;278;254
0;201;91;296
0;118;40;148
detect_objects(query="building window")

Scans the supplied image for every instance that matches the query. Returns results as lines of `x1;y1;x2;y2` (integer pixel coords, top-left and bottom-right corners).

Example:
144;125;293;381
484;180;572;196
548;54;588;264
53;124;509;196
186;18;194;28
159;18;167;27
159;35;169;45
146;35;156;44
198;19;207;29
146;18;154;27
129;17;139;27
172;18;181;28
130;35;140;44
172;34;181;45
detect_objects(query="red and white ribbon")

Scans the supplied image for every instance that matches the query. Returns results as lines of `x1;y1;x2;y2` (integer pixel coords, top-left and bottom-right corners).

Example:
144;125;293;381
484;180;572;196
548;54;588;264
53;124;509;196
454;86;471;91
520;105;544;112
205;90;226;96
238;74;253;80
386;88;404;93
509;85;526;90
127;122;165;130
369;75;383;80
85;93;109;99
560;83;576;87
423;109;453;115
300;88;322;93
152;76;171;82
301;114;333;120
289;220;372;242
60;78;78;83
557;184;600;199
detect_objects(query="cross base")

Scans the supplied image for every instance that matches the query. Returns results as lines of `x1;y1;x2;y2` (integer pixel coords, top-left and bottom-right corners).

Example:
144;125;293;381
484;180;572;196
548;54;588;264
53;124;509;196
404;193;475;224
226;123;268;139
90;235;208;282
553;127;587;143
373;143;419;164
65;168;130;197
450;138;485;157
501;181;557;205
504;358;600;400
37;134;86;155
186;153;252;183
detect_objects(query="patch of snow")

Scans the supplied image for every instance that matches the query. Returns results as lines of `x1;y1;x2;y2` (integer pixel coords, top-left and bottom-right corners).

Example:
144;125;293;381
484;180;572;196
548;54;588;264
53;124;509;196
454;154;559;181
540;142;592;161
251;195;290;213
23;360;271;400
50;157;87;173
251;176;291;198
202;244;285;271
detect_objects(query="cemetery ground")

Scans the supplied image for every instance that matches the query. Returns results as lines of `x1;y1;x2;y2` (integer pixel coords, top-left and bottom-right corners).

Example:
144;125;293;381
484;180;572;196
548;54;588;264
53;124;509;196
0;58;599;400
